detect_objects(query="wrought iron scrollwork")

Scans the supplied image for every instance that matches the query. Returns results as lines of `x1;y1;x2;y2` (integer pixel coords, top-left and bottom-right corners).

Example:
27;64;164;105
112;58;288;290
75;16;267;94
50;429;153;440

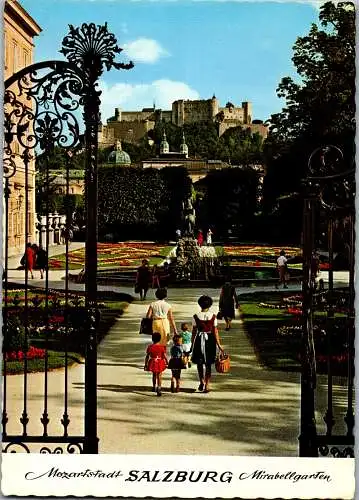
318;445;354;458
307;145;355;212
3;442;31;453
2;442;83;453
3;22;134;455
4;63;84;157
40;443;83;454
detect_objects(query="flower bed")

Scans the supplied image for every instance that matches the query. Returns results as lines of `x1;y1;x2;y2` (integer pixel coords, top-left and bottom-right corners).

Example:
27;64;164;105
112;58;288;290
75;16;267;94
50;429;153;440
223;245;302;258
3;287;131;372
5;346;46;361
48;243;170;269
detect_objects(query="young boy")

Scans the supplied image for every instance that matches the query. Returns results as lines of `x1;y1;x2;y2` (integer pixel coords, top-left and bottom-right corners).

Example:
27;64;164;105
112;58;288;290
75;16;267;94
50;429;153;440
180;322;192;368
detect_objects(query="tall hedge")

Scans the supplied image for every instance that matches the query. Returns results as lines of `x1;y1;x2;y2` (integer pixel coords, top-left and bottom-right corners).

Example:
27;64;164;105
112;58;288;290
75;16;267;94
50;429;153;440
98;166;192;241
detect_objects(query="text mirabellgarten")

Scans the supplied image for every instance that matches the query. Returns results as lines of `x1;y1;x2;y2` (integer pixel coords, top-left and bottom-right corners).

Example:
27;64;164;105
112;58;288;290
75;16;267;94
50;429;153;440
238;470;331;483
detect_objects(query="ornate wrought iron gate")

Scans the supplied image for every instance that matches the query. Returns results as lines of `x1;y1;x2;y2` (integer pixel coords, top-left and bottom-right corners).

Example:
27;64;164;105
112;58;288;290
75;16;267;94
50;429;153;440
300;145;355;457
2;23;133;453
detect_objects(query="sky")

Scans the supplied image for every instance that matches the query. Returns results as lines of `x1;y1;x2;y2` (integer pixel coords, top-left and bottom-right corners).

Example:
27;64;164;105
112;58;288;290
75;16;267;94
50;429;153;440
20;0;325;123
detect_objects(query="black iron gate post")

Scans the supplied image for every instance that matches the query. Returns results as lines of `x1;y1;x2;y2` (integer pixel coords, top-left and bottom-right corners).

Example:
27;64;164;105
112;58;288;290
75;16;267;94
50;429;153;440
300;145;355;457
3;23;133;454
299;179;318;456
60;23;134;453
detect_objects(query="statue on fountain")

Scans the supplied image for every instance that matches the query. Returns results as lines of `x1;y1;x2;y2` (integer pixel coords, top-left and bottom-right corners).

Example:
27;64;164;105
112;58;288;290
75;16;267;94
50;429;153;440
182;197;196;237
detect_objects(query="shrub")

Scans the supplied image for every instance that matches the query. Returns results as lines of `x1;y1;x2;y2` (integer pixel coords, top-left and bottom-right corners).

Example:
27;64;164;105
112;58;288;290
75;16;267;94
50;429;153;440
2;317;27;353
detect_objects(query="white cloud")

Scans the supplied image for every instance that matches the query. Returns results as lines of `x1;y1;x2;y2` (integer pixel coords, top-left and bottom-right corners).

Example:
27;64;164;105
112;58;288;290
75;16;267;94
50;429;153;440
99;79;200;121
123;38;169;64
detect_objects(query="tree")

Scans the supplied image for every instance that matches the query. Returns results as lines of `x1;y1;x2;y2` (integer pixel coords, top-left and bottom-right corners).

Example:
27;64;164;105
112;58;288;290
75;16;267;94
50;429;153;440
198;168;258;239
263;1;355;239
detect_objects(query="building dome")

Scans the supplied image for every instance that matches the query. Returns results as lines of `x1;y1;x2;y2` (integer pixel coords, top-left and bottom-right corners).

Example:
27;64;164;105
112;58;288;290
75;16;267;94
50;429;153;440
180;132;189;157
107;140;131;165
160;131;169;154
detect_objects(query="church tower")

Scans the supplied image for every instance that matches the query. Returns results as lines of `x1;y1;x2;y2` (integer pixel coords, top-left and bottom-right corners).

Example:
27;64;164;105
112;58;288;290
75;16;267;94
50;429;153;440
160;130;169;154
180;131;189;158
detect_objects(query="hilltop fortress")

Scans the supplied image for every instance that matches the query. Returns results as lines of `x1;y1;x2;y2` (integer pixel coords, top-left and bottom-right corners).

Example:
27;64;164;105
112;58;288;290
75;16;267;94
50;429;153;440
98;95;268;147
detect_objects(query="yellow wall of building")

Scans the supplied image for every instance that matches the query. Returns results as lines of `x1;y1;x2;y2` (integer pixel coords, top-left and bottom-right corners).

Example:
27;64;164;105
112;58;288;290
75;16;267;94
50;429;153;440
3;1;41;255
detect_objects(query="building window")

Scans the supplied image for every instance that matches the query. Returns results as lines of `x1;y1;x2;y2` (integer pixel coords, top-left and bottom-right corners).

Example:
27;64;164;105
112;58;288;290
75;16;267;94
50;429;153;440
4;31;8;69
23;49;29;67
13;41;18;73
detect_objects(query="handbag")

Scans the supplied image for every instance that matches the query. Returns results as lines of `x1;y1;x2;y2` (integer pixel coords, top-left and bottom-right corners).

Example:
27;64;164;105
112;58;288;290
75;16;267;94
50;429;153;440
134;283;141;294
217;310;223;320
139;317;153;335
215;352;230;373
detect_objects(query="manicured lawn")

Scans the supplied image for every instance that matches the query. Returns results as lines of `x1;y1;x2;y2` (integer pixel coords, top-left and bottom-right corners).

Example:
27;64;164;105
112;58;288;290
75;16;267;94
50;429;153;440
240;291;349;374
48;243;173;270
240;291;301;371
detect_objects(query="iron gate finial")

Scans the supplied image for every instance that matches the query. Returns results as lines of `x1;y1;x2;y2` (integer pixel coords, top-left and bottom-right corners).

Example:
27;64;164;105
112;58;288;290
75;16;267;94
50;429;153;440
60;22;134;79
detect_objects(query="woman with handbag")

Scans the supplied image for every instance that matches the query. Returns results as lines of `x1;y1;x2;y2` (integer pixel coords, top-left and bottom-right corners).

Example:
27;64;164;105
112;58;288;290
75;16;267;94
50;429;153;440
191;295;224;393
146;288;177;346
218;279;239;331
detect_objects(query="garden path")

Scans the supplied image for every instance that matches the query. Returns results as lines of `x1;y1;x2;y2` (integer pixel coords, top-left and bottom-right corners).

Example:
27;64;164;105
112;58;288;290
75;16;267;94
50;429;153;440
4;278;351;456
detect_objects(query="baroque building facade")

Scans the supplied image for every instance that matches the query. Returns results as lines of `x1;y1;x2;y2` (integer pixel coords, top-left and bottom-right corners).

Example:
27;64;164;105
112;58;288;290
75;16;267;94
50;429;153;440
4;0;41;255
98;96;268;148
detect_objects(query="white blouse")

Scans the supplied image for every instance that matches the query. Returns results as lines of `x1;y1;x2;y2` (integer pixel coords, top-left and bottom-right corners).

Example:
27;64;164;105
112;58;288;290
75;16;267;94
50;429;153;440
151;299;171;319
192;310;218;327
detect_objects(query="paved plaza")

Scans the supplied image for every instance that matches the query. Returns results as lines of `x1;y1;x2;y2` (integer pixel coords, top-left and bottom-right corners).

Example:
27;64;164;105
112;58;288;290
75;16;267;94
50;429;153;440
4;246;350;456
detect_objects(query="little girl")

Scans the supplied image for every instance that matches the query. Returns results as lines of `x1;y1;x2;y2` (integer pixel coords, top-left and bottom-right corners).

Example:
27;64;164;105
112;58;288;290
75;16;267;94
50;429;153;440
144;332;168;397
168;334;184;393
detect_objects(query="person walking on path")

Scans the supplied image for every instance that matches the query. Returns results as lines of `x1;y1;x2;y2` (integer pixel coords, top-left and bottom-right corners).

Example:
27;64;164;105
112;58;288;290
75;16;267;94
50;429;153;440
276;249;289;289
218;279;240;331
197;230;204;247
21;242;35;279
36;244;48;279
206;228;213;246
144;332;168;397
146;288;178;346
168;334;184;393
191;295;224;393
151;264;161;290
135;259;151;300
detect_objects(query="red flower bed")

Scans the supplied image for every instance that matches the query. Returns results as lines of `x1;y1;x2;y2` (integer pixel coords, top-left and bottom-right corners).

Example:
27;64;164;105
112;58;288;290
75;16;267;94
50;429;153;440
5;346;46;361
319;263;331;270
49;315;65;323
287;307;302;316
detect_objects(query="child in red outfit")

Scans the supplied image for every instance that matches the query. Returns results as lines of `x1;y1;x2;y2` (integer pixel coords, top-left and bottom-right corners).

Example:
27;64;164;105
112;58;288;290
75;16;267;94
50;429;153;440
144;332;168;396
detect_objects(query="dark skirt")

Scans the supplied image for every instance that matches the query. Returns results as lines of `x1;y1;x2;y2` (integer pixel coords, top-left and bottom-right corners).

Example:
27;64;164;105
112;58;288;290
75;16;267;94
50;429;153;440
191;332;216;365
221;301;235;319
